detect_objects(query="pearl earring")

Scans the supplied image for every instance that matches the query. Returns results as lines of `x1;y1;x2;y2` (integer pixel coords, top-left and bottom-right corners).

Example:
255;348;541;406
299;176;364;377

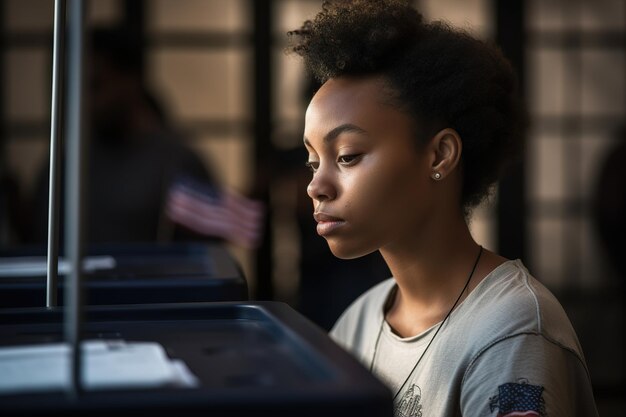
432;172;442;180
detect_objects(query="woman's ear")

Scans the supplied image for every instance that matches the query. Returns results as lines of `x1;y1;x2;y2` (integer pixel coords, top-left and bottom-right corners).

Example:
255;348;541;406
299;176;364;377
428;128;462;180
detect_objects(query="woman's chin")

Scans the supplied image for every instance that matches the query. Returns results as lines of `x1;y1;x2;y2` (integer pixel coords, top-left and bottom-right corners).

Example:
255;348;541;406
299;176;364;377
327;240;378;260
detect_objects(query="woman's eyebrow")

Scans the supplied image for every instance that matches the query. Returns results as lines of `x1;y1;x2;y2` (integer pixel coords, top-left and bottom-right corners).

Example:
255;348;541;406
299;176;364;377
303;123;368;146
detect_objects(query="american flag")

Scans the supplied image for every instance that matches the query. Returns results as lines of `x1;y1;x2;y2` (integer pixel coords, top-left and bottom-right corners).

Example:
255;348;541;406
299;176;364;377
490;382;544;417
165;178;265;249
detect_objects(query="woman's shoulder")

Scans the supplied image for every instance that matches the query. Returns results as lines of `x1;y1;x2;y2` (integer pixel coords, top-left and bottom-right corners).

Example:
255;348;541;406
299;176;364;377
465;260;582;354
329;278;396;354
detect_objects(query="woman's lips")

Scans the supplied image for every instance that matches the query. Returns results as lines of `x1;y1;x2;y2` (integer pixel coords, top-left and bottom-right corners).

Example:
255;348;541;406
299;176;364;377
314;212;346;236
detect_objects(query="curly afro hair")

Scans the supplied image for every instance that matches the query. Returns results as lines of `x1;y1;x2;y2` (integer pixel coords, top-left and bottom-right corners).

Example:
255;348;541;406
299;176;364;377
288;0;526;212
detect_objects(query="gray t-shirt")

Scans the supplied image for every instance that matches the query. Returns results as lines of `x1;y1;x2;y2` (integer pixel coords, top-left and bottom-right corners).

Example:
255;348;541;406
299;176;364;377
330;260;598;417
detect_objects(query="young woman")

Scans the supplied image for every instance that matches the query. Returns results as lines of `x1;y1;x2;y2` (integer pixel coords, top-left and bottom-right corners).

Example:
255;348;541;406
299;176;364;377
289;1;598;416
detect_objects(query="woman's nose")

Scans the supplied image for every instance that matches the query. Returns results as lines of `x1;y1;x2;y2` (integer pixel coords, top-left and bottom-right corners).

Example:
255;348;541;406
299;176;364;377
307;170;336;202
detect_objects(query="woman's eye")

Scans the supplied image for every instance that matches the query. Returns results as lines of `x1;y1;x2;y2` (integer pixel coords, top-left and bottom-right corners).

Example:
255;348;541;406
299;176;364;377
337;154;361;165
305;161;319;172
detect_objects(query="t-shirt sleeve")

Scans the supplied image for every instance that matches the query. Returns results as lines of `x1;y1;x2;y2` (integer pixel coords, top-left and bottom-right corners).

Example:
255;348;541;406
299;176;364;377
460;333;598;417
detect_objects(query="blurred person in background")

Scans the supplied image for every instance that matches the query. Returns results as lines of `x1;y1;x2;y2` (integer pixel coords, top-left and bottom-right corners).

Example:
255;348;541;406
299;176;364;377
26;26;262;249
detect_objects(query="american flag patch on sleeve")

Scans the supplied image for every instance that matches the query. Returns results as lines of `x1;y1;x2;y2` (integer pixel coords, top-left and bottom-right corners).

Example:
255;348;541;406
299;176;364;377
489;381;545;417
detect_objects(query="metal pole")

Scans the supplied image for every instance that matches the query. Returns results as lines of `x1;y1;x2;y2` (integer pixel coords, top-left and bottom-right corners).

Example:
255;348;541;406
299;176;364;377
252;0;274;300
46;0;66;309
64;0;86;397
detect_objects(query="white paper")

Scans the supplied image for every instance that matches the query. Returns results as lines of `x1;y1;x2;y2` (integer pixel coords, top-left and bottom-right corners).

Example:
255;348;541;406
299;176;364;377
0;340;198;395
0;256;116;277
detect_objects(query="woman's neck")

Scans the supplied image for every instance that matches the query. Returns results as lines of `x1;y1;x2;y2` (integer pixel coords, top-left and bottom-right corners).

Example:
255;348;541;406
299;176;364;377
379;211;503;338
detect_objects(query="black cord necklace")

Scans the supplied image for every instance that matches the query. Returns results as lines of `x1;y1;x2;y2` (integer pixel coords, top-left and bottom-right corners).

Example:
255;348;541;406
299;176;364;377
369;245;483;400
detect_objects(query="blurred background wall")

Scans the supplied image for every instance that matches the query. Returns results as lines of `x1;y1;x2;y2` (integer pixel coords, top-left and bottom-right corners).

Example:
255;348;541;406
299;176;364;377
0;0;623;414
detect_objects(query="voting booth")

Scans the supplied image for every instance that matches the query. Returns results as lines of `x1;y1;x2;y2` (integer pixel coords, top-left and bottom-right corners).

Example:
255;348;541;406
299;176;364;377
0;302;392;417
0;243;248;307
0;1;393;415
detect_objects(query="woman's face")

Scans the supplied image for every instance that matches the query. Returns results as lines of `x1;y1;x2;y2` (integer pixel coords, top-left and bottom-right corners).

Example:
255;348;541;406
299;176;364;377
304;76;436;259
